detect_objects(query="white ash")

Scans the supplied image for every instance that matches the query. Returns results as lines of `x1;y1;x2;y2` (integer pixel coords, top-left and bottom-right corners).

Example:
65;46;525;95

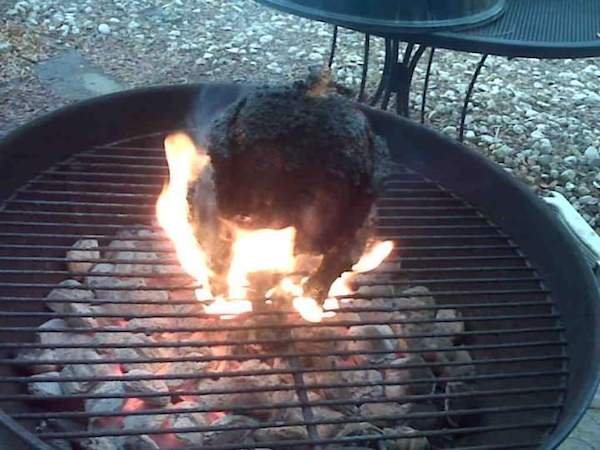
384;426;430;450
111;334;170;374
385;355;436;398
203;414;259;446
16;348;59;374
63;301;98;328
123;435;159;450
347;324;397;364
438;348;476;379
46;279;95;314
434;309;465;342
29;371;63;397
124;369;171;407
80;437;125;450
85;381;126;416
291;326;348;364
38;318;69;346
122;409;171;432
164;355;210;391
60;350;120;395
169;400;209;446
67;239;100;273
311;368;384;405
253;424;308;444
359;401;411;428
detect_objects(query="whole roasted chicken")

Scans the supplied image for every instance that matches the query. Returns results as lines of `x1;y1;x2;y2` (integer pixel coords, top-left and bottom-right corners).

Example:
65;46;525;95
190;71;391;303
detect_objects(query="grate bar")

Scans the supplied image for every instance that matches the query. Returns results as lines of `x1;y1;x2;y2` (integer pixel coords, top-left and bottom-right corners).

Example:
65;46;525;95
0;363;569;385
0;209;497;222
18;401;562;424
3;384;566;407
0;312;559;334
0;276;544;290
0;266;538;278
36;417;558;440
0;328;564;350
0;231;508;242
0;341;567;368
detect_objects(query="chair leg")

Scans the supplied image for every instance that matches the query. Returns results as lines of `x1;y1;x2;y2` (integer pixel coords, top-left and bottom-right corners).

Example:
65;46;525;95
459;53;488;142
420;47;436;124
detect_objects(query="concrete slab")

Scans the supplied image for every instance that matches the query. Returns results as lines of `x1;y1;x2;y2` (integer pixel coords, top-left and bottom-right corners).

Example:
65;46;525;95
35;50;124;101
559;409;600;449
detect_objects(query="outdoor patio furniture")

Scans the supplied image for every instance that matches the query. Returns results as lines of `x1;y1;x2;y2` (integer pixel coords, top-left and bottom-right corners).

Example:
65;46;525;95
257;0;600;141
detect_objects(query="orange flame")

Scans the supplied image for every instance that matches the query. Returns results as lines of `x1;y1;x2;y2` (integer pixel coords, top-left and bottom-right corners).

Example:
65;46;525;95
157;132;394;322
156;133;213;292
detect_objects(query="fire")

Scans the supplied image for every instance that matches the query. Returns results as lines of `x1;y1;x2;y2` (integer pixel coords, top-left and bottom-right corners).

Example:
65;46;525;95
157;132;394;322
156;133;213;292
227;226;296;300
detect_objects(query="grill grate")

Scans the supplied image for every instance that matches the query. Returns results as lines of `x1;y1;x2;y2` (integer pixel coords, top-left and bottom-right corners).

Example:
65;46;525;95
0;132;566;450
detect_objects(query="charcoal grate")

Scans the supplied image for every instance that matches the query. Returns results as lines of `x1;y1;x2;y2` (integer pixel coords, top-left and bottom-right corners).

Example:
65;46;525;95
0;132;566;450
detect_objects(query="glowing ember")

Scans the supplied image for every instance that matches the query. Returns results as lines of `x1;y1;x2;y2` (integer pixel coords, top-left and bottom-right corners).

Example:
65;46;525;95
157;132;394;322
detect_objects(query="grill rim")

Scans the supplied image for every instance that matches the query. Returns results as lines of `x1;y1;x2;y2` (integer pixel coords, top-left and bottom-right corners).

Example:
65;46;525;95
0;83;598;450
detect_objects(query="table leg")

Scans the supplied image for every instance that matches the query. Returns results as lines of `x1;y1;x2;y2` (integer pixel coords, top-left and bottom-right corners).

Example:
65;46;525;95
358;33;370;102
328;25;338;68
382;40;402;111
459;53;489;142
420;48;436;124
370;38;394;106
398;44;427;117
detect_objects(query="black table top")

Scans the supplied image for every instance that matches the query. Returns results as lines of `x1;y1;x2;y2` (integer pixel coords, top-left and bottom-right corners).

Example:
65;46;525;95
258;0;600;59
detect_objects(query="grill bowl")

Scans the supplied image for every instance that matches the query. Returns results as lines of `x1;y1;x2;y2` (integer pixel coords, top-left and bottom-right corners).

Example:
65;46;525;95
0;84;598;450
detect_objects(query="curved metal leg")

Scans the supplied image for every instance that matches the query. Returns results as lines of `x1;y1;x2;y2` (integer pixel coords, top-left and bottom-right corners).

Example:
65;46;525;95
459;53;488;142
382;40;401;111
370;38;393;106
358;33;370;102
420;47;436;124
398;44;427;117
328;25;338;68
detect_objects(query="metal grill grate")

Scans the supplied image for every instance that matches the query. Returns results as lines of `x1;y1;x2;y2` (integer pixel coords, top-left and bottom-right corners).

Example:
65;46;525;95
0;132;567;450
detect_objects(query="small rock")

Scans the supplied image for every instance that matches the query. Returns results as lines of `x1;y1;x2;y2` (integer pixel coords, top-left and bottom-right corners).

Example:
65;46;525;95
560;169;576;182
308;52;323;61
563;156;578;165
0;41;13;54
584;146;599;164
98;23;111;34
531;130;545;140
580;195;598;206
259;34;273;45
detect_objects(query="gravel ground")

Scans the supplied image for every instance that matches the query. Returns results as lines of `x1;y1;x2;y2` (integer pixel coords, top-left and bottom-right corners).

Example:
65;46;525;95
0;0;599;232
